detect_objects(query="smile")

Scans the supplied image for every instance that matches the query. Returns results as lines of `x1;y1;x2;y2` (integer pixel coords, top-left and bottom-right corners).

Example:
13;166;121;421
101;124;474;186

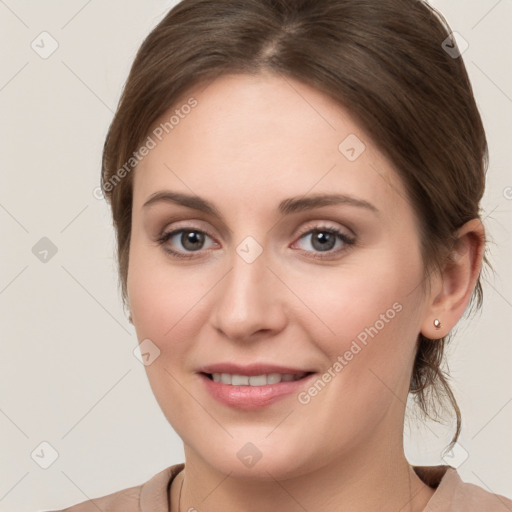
206;372;310;386
199;370;316;410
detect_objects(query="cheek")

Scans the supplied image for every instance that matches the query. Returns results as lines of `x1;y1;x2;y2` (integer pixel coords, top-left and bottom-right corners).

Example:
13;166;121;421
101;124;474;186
292;249;424;399
289;269;423;455
294;251;421;342
127;240;214;354
126;245;213;431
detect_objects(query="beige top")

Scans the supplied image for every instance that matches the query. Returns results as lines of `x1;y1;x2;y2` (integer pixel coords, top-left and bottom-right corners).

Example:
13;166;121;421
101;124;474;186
46;463;512;511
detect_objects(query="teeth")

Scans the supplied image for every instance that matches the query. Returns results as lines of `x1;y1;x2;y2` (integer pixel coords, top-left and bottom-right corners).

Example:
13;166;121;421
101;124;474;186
210;372;307;386
232;375;249;385
249;375;267;386
220;373;232;385
267;373;282;385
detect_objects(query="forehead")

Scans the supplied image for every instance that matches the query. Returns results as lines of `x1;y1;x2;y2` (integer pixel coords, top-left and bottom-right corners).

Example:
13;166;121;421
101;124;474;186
133;73;409;220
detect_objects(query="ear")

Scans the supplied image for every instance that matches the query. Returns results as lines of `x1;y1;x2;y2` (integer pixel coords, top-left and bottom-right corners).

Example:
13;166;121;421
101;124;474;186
420;218;485;339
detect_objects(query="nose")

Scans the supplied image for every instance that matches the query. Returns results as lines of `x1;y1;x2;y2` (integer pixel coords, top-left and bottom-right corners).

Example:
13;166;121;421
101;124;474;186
210;245;288;342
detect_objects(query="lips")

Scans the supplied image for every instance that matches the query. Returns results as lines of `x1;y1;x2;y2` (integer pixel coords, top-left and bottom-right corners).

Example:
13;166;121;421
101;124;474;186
197;362;316;409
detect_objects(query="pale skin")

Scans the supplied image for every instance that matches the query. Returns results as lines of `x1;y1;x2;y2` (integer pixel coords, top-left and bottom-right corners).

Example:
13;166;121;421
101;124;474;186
127;73;485;512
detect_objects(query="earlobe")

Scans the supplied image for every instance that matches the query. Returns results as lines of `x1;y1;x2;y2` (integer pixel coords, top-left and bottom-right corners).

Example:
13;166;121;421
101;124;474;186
420;218;485;340
422;317;444;340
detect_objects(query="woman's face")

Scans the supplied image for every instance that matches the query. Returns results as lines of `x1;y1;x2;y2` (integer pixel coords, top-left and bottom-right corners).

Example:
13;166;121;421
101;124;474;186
127;73;432;479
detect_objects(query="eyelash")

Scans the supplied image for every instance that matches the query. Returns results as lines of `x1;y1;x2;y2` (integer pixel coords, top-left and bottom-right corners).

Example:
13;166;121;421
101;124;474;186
156;224;356;260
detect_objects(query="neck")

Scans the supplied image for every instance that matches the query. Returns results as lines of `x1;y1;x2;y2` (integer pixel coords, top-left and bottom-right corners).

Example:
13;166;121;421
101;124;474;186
172;436;435;512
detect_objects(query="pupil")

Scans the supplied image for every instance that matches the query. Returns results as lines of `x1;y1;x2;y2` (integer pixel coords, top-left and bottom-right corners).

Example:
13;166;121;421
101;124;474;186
182;230;204;251
313;230;335;251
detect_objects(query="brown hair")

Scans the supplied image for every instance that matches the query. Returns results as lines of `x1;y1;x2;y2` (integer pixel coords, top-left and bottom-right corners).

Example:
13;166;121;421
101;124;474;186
101;0;488;450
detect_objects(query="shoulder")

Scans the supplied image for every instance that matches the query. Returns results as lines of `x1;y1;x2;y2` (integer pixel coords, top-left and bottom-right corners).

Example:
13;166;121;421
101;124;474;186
45;463;184;512
45;484;141;512
416;465;512;511
447;471;512;511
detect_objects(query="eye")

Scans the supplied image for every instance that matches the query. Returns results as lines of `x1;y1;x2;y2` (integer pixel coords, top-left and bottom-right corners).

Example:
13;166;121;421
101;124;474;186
156;224;355;260
292;225;355;259
157;228;217;259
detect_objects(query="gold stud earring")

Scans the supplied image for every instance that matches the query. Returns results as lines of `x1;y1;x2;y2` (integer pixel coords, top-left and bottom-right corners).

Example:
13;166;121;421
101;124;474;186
433;319;441;329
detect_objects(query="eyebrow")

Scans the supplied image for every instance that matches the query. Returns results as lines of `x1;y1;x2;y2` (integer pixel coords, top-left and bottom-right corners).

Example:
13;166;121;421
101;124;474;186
142;191;379;217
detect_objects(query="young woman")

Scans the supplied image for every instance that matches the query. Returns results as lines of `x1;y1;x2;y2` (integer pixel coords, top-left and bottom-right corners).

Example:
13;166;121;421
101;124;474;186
51;0;512;510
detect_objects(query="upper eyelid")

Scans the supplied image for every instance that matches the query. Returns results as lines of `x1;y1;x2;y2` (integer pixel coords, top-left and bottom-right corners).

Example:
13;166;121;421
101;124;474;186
160;219;215;235
295;220;353;237
145;204;360;240
160;219;350;239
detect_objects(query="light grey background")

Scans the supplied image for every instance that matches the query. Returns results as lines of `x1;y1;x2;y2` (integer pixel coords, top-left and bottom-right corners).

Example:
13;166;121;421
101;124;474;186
0;1;511;510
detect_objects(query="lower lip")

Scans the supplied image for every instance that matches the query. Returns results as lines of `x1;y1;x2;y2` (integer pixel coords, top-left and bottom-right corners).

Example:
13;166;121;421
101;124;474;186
199;373;315;410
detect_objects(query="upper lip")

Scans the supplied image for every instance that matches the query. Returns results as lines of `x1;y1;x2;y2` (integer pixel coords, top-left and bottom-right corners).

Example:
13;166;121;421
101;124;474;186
197;363;315;376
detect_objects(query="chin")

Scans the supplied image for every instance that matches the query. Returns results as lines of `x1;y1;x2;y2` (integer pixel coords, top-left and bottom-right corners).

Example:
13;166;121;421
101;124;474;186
185;434;324;481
